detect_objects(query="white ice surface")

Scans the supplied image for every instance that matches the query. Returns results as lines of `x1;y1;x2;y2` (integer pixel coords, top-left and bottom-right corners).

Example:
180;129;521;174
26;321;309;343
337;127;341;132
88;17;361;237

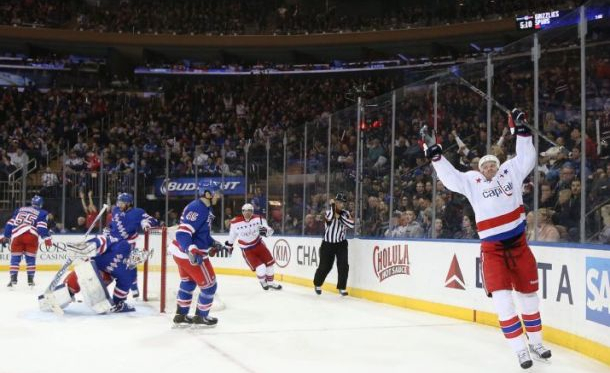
0;272;608;373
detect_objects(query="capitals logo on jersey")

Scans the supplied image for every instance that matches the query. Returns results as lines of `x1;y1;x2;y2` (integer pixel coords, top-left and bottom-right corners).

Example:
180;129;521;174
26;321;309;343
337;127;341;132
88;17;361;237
482;181;514;198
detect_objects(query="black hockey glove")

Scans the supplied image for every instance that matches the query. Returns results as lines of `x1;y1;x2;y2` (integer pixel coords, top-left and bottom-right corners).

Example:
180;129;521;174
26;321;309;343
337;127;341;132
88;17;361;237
209;240;231;257
259;226;268;237
511;108;530;136
425;144;443;161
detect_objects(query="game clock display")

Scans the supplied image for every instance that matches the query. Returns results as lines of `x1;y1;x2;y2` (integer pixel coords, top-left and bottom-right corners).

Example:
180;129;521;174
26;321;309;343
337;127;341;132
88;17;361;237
515;10;562;30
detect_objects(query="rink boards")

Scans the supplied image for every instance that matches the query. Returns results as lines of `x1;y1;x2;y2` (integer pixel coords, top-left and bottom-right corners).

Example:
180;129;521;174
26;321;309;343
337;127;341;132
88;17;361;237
1;234;609;365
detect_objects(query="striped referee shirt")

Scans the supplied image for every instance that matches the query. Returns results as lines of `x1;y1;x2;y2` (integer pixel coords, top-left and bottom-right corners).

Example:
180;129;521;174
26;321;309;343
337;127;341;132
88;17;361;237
323;208;355;243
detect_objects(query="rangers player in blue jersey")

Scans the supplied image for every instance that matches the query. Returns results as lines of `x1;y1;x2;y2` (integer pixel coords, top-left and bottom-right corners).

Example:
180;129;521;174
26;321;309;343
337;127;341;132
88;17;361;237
60;193;158;313
1;195;52;288
169;181;230;326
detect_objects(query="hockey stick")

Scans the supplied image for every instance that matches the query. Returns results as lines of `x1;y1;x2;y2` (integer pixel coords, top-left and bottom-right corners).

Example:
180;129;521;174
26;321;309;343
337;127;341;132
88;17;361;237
42;204;109;315
452;73;559;148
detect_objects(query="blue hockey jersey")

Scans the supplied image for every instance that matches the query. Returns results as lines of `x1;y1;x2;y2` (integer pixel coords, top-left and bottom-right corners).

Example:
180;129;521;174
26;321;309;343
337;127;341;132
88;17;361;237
92;206;157;255
174;199;215;254
3;206;50;240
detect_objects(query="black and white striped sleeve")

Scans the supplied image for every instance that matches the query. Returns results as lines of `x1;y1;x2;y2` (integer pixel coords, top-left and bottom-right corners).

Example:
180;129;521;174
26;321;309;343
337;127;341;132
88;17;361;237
339;211;354;229
324;208;334;222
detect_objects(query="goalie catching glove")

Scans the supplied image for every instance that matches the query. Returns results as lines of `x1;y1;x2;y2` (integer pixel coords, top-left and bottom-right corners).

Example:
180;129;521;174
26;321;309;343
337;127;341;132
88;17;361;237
126;248;152;269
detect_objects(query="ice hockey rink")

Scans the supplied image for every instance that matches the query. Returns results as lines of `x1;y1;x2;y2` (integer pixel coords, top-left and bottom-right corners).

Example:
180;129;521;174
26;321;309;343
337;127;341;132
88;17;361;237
0;273;608;373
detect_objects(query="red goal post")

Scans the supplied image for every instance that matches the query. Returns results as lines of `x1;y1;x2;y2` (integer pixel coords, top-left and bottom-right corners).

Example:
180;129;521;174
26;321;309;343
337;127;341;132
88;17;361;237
143;226;168;312
141;226;226;313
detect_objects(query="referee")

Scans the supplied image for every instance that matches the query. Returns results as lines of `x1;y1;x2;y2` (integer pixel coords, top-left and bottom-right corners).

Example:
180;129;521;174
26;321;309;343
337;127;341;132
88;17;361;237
313;192;354;296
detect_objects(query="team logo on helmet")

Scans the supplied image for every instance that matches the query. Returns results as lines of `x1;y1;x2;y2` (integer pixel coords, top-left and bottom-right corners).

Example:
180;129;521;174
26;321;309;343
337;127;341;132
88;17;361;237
117;193;134;204
198;180;221;197
31;195;44;208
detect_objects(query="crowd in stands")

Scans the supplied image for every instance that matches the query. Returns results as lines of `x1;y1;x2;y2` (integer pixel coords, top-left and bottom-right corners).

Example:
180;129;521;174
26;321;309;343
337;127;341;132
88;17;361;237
0;0;71;28
2;1;610;243
1;0;578;35
3;52;610;242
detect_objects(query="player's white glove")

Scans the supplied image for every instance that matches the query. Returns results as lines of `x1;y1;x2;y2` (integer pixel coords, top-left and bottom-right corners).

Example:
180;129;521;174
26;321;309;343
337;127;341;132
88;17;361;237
187;245;205;265
66;241;97;259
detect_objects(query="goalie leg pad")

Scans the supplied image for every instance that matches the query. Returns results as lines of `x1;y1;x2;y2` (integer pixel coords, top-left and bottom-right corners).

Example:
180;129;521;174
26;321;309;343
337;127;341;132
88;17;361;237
74;260;113;314
38;284;73;312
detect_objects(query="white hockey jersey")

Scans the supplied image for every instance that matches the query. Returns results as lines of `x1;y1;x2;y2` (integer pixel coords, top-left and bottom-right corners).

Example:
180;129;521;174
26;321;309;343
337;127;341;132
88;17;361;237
432;134;536;241
227;214;273;249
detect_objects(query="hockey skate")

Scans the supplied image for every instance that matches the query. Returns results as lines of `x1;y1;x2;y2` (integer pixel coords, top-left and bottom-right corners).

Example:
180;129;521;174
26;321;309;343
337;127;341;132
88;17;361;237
172;314;193;328
529;343;552;361
339;289;349;297
517;348;533;369
260;282;269;291
314;286;322;295
110;301;135;313
7;274;17;289
191;315;218;328
28;275;35;288
267;283;282;290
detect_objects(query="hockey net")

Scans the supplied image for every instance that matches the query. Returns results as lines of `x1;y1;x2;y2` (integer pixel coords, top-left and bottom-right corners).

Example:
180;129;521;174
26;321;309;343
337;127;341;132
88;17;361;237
141;226;225;313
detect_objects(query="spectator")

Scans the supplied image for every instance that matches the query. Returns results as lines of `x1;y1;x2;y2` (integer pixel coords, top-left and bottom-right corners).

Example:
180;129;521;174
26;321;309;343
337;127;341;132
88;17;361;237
40;167;60;197
71;216;87;233
395;210;424;238
454;215;477;240
304;214;324;235
598;205;610;244
427;218;450;239
539;183;556;209
553;189;578;240
526;209;560;242
80;190;99;229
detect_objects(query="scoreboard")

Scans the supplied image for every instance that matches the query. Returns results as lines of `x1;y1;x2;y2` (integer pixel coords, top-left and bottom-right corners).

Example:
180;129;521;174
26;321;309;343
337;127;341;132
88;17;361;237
515;10;563;30
516;6;609;31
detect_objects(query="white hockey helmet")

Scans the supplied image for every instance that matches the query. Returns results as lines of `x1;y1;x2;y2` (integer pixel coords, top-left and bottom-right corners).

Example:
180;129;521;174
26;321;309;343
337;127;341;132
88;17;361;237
478;154;500;170
242;203;254;212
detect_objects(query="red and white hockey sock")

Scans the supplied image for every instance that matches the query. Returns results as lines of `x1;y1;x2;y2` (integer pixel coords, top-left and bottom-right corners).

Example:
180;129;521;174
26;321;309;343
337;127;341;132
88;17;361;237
492;290;527;353
521;313;543;344
255;264;267;285
517;291;543;344
265;264;274;284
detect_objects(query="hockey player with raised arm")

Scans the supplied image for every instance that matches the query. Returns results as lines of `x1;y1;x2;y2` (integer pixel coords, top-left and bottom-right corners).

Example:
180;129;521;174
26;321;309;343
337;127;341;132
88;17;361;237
170;181;229;327
425;109;551;369
226;203;282;291
56;193;158;313
1;195;52;288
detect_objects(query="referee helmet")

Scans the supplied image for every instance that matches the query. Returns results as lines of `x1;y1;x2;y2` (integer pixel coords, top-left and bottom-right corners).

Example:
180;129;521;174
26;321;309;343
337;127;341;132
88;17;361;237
335;192;347;202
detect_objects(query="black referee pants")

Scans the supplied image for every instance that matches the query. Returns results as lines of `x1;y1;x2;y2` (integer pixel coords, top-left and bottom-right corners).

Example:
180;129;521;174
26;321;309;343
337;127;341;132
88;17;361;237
313;240;349;290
